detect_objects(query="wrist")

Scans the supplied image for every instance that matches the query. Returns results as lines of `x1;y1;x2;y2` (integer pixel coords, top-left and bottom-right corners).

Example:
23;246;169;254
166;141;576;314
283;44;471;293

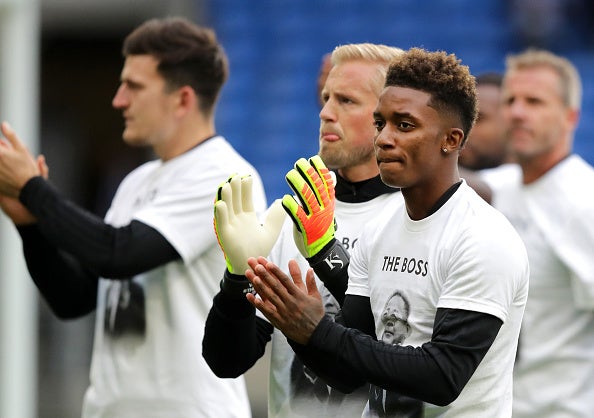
220;269;255;300
307;239;350;282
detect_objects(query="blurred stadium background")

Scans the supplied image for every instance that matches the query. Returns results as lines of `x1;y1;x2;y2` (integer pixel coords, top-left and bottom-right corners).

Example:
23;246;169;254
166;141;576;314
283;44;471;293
0;0;592;417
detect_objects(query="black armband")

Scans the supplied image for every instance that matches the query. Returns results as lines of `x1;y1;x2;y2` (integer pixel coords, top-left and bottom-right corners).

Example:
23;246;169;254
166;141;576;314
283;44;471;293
220;270;255;300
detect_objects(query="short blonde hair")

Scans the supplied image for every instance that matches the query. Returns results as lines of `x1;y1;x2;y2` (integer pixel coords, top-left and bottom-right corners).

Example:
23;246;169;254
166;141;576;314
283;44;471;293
505;49;582;110
331;43;404;95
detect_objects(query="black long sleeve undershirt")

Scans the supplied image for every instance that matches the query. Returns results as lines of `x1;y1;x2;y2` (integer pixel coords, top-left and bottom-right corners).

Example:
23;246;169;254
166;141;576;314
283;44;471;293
19;176;180;278
18;225;98;319
289;303;502;406
15;176;180;318
203;290;273;377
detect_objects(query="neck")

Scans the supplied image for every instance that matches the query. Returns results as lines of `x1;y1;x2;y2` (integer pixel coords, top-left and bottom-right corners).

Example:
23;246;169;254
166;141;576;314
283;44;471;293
519;147;571;184
337;163;380;183
156;117;215;161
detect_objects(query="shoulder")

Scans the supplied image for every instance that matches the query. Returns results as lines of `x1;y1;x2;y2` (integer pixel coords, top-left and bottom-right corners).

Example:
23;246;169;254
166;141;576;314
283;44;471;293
116;159;160;188
479;164;521;191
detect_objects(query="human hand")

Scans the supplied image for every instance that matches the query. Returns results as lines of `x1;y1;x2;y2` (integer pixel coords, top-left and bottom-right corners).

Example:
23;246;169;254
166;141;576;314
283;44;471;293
0;122;42;198
214;174;286;274
245;257;324;345
282;156;336;259
0;154;48;225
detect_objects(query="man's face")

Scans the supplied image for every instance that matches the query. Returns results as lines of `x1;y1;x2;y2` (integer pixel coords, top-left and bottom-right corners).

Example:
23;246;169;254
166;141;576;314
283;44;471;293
381;294;410;345
318;60;381;176
112;55;179;151
459;83;507;170
373;86;446;189
501;66;572;163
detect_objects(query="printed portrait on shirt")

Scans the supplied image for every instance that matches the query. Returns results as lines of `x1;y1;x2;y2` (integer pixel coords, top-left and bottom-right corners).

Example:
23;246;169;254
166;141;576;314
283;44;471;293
369;291;423;418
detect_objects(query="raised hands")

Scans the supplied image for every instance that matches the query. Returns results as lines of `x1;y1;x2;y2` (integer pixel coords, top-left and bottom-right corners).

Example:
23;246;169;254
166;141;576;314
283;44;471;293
213;174;286;274
0;122;42;198
282;155;336;259
0;122;49;225
245;257;324;345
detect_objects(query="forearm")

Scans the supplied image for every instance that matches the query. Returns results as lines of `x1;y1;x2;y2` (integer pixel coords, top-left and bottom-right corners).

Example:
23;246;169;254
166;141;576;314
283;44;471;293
18;225;98;318
203;287;273;378
295;308;502;406
20;177;179;278
287;295;376;393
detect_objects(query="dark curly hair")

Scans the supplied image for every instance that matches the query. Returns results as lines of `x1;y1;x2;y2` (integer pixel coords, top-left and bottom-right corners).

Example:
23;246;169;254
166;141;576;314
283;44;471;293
385;48;478;146
122;17;229;115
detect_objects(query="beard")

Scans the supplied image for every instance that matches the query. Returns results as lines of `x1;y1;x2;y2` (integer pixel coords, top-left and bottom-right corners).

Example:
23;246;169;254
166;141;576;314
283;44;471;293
318;140;375;171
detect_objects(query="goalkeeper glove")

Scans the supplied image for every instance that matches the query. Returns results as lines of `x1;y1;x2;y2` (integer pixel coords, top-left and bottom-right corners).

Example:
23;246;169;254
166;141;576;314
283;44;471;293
213;174;285;298
282;156;349;282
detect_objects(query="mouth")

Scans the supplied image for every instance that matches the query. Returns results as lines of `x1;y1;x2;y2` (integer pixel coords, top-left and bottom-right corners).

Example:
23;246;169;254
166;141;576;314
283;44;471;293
377;156;404;166
320;130;340;142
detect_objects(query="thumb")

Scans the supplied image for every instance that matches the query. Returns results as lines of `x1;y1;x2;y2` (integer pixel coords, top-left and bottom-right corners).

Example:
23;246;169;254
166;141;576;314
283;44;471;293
37;155;49;179
263;199;286;238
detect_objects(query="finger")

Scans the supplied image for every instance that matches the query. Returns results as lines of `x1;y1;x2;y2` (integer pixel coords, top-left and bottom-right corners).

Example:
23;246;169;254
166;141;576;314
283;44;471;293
240;175;254;213
246;291;279;324
228;174;243;214
309;155;335;203
218;181;234;216
294;158;319;200
304;268;321;299
287;259;306;292
37;155;49;179
248;262;289;312
0;122;25;151
213;200;229;234
247;256;269;272
215;174;234;203
285;167;313;214
265;260;301;292
281;194;307;232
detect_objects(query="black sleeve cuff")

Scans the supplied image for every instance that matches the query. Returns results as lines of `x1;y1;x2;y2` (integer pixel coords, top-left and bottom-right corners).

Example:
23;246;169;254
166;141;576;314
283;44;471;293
220;269;255;300
19;176;50;212
307;239;349;305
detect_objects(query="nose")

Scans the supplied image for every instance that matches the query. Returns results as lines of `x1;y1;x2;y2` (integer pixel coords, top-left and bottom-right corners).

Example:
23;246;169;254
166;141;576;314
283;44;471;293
319;99;336;122
112;84;128;109
374;126;393;151
505;98;527;120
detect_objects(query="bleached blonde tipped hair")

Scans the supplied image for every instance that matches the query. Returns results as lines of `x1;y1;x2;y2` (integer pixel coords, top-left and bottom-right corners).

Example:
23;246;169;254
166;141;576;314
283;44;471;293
505;48;582;110
331;43;404;95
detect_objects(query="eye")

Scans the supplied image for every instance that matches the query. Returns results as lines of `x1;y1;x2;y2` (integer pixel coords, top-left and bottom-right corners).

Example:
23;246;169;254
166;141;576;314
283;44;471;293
373;119;386;131
397;121;414;130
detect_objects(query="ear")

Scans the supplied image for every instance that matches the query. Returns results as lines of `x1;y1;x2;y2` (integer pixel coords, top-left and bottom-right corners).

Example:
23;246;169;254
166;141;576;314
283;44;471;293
441;127;465;153
175;86;199;117
566;108;580;130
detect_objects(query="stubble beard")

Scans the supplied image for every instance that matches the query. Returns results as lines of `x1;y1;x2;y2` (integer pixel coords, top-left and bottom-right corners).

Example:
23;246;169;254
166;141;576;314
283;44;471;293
319;140;375;171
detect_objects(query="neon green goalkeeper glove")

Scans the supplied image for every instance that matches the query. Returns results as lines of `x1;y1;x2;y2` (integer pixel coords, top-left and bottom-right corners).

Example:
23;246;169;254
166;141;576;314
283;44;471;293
282;156;350;303
282;156;336;259
214;174;285;277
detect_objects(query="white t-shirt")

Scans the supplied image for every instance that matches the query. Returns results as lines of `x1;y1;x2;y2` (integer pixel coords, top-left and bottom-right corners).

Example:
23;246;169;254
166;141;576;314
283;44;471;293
267;191;404;418
348;181;529;417
489;155;594;418
82;136;267;418
478;163;521;187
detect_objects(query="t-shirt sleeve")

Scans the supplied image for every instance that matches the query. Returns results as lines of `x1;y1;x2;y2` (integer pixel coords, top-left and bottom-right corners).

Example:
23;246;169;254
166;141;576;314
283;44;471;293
346;223;372;298
437;218;528;322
